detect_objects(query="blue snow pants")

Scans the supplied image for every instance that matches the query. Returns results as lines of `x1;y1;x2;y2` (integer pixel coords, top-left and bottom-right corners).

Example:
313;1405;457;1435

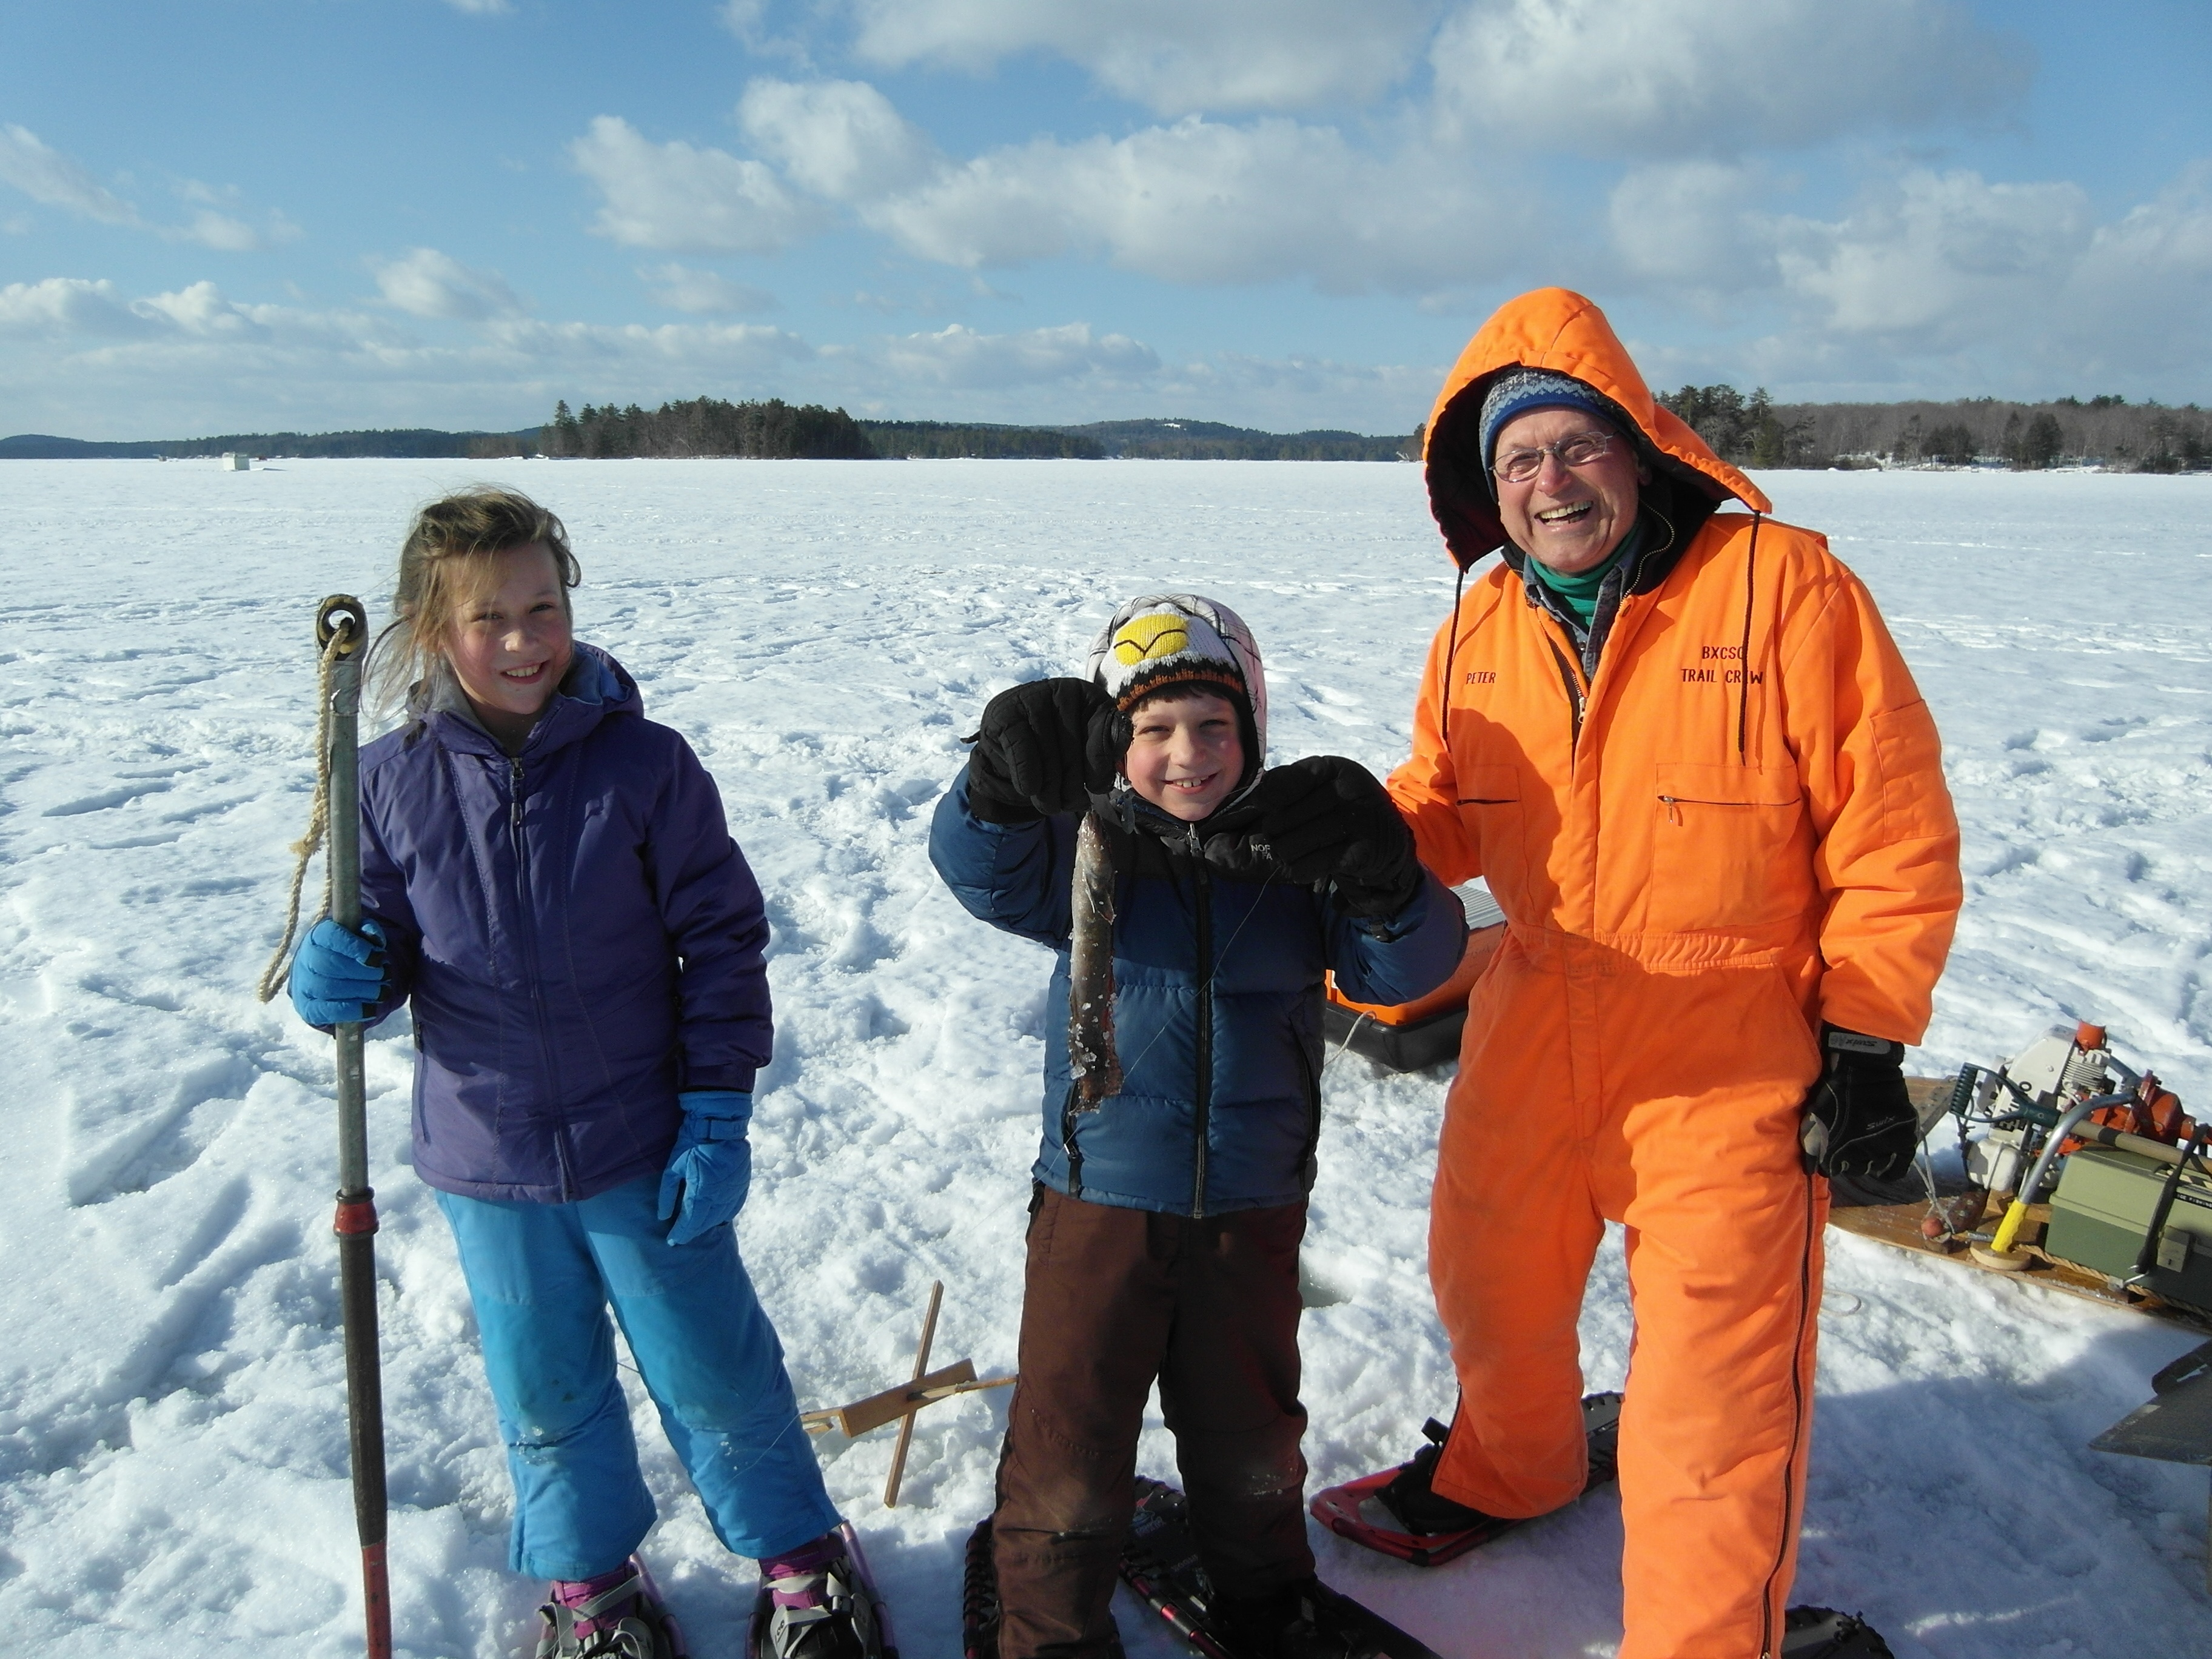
435;1173;841;1581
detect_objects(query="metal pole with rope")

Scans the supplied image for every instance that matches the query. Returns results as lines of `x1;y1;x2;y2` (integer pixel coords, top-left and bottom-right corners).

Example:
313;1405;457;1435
258;594;390;1659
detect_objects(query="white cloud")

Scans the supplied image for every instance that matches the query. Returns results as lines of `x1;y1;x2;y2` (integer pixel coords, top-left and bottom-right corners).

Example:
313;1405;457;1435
371;248;526;320
638;263;779;314
869;321;1159;389
0;276;149;336
737;79;940;203
443;0;513;13
846;0;1441;115
866;115;1530;292
1608;160;1780;294
175;210;263;252
0;124;139;224
570;116;824;253
1432;0;2031;155
1776;170;2091;340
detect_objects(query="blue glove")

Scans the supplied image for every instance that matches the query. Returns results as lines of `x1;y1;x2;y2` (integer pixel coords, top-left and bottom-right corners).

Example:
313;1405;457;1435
658;1090;754;1246
289;917;389;1026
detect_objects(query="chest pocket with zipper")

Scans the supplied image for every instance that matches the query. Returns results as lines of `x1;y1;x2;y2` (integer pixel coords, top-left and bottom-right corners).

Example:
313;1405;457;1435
1650;760;1808;933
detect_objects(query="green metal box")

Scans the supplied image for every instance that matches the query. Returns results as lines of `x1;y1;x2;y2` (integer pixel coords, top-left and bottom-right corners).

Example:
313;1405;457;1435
2046;1145;2212;1313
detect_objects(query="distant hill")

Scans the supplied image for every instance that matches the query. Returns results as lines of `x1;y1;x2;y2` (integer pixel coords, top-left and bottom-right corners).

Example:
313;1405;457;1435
860;420;1103;459
0;428;536;460
1065;420;1415;460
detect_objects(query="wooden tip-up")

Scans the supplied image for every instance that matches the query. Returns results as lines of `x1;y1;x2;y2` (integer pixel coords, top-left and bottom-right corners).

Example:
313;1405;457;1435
794;1280;1018;1509
800;1358;1019;1439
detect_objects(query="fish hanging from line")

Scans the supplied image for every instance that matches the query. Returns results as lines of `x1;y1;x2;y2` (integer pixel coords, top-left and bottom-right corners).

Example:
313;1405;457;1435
1068;811;1123;1110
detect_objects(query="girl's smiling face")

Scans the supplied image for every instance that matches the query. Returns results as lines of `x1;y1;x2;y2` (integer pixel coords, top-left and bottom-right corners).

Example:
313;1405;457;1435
445;542;574;740
1122;690;1245;822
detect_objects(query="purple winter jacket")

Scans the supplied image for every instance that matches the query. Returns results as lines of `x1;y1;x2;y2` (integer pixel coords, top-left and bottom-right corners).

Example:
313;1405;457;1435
355;644;771;1203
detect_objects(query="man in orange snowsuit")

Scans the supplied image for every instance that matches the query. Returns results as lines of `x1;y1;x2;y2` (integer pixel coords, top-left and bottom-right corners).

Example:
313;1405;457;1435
1378;290;1960;1657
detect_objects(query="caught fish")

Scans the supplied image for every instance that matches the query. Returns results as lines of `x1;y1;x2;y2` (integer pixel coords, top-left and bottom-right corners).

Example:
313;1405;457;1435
1068;810;1123;1110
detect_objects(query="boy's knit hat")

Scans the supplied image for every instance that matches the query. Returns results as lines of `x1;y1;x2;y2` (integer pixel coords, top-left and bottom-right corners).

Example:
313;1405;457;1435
1478;367;1635;488
1087;594;1267;738
1085;595;1268;797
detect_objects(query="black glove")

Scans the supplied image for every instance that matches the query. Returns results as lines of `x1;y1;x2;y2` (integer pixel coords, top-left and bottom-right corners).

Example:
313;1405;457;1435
1799;1026;1920;1182
1230;755;1423;919
966;678;1115;825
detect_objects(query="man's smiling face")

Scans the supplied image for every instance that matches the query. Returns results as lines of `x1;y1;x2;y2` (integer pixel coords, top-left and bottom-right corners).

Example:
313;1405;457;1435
1494;406;1645;575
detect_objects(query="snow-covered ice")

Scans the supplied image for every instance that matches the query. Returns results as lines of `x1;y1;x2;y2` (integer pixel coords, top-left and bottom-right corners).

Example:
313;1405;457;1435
2;458;2208;1656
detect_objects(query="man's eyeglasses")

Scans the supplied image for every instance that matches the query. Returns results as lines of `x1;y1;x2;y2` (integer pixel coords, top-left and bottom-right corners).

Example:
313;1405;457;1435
1492;431;1617;485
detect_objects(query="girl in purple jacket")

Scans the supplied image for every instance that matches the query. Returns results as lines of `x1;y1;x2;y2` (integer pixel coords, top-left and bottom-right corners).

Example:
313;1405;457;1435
288;488;880;1659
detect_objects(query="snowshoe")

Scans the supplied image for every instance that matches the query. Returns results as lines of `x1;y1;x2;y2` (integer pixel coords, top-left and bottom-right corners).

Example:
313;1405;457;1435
1309;1392;1624;1568
1123;1476;1441;1659
534;1555;689;1659
748;1523;899;1659
960;1519;1000;1659
1781;1607;1894;1658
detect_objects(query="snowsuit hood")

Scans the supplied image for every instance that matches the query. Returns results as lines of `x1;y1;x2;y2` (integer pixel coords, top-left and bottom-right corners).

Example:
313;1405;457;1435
354;642;773;1204
1424;287;1771;571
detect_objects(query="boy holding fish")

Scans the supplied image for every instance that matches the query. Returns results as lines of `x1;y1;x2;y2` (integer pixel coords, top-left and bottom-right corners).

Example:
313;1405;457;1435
929;594;1465;1659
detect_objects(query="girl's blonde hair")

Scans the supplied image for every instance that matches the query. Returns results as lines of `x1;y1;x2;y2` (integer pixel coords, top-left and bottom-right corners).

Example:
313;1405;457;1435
368;486;581;712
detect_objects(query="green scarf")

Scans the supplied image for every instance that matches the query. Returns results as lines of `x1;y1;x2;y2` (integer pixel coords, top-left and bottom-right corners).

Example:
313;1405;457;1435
1525;522;1643;623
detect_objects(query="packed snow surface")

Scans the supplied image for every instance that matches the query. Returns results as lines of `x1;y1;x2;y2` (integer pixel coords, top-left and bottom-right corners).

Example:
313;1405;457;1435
2;459;2209;1657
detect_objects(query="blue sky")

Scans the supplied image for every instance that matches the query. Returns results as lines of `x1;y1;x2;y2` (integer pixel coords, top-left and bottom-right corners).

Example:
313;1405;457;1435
3;0;2208;440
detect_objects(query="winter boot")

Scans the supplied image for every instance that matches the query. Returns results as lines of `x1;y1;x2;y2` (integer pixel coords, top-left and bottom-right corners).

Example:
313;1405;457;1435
1309;1393;1623;1568
534;1557;687;1659
749;1527;893;1659
1372;1420;1496;1536
1781;1607;1894;1658
1215;1580;1356;1659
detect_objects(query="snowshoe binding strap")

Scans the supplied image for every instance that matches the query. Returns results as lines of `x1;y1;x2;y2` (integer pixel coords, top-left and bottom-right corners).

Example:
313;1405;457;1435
749;1558;890;1659
535;1570;675;1659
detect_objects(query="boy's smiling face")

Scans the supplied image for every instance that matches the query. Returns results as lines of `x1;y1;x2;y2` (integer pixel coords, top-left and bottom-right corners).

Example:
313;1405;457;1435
1122;690;1245;822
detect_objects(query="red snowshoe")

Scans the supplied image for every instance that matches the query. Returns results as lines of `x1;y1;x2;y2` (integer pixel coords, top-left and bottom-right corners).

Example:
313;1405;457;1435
1309;1392;1624;1568
959;1519;1000;1659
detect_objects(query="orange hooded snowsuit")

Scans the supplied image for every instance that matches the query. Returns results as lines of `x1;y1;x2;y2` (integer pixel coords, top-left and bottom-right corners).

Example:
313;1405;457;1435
1388;290;1960;1658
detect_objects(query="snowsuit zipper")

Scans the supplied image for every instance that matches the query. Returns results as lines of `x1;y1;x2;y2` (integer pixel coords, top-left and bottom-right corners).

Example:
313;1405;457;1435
508;754;573;1201
1546;639;1586;752
1191;853;1214;1219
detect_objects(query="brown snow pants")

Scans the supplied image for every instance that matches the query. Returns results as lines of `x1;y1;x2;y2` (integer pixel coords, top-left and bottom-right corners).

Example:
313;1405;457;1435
991;1187;1314;1659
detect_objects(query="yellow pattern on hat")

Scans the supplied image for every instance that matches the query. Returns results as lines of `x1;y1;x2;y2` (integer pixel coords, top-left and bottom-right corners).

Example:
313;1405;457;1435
1111;613;1191;666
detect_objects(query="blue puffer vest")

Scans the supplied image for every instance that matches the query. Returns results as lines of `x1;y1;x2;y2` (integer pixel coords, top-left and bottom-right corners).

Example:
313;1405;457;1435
930;769;1465;1216
355;644;771;1203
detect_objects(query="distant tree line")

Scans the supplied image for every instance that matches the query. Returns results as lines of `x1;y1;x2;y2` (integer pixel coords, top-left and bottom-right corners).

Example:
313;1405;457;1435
546;398;876;458
1656;386;2212;472
538;403;1420;461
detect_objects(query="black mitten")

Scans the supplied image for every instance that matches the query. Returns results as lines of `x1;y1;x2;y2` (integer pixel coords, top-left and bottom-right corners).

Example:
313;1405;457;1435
1242;755;1422;919
967;679;1114;824
1799;1026;1920;1182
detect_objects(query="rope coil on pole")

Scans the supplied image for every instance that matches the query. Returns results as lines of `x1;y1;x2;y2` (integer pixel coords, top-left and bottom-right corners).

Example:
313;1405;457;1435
255;595;368;1004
